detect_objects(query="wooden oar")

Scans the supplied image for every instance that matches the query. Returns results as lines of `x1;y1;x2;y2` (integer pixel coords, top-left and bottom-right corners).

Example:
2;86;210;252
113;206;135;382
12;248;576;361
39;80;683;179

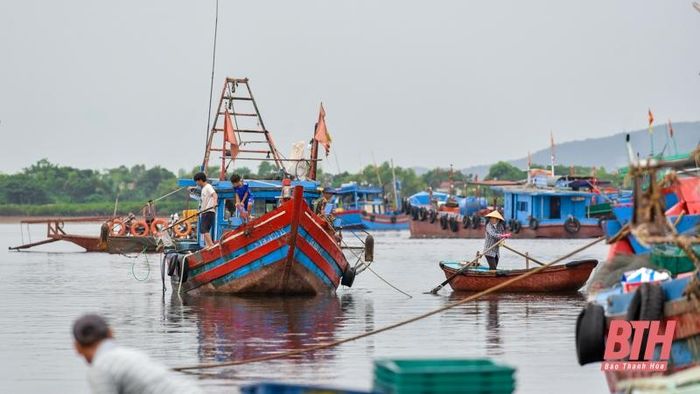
500;243;546;267
426;238;505;294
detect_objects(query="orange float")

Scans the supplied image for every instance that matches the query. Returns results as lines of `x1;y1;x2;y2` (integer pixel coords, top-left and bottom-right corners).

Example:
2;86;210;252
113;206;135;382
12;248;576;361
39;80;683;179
130;220;150;236
173;221;192;238
108;219;127;236
150;218;169;235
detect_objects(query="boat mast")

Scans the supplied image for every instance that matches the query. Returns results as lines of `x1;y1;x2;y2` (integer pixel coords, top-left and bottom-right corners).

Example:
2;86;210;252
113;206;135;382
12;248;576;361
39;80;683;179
202;78;284;179
390;159;399;211
308;122;319;181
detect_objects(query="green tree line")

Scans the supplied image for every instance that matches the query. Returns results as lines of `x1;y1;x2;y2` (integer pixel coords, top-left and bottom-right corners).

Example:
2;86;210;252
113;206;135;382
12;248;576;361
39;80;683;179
0;159;625;216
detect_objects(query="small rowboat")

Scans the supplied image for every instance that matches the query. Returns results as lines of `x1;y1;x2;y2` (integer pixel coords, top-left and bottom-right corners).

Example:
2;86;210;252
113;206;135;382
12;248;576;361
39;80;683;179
439;259;598;293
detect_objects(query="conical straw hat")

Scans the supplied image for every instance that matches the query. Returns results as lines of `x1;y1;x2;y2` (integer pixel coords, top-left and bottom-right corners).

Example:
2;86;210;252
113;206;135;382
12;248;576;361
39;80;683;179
484;210;504;221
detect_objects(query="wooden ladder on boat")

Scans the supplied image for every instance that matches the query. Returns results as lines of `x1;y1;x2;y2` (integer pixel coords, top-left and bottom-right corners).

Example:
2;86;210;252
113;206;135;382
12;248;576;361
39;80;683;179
202;77;285;179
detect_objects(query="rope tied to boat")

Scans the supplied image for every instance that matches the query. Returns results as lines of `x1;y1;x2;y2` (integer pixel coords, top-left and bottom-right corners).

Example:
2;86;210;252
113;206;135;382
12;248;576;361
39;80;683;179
172;236;605;372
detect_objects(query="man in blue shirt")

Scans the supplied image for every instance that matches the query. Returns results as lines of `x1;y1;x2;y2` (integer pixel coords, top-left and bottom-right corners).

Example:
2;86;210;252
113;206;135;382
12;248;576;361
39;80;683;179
230;173;253;222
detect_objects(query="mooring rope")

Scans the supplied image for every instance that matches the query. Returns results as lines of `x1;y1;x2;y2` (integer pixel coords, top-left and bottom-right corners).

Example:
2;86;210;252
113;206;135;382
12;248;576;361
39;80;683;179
172;236;605;372
366;265;412;299
130;247;151;281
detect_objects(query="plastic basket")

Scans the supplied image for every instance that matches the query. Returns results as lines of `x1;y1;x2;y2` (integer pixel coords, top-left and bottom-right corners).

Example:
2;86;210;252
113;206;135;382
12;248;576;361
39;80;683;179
240;382;372;394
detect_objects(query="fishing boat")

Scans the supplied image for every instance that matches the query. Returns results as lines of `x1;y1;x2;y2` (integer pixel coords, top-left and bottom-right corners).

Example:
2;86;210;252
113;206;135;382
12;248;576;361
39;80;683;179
163;77;370;296
333;182;410;231
439;260;598;293
573;142;700;393
409;173;611;239
9;217;111;252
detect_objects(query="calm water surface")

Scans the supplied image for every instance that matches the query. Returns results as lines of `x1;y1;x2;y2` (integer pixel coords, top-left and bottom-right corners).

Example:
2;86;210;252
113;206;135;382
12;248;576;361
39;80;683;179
0;223;609;393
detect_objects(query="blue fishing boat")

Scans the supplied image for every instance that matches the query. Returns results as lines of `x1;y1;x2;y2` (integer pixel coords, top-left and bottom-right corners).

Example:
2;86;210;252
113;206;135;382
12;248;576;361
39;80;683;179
574;145;700;392
332;182;410;231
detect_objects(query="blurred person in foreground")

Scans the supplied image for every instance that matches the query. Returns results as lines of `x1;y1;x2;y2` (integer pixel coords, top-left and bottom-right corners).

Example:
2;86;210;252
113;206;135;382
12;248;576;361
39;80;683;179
73;314;203;394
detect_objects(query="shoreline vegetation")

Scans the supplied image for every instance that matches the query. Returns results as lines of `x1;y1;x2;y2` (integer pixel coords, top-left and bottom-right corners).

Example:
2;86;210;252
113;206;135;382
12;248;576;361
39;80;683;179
0;159;624;218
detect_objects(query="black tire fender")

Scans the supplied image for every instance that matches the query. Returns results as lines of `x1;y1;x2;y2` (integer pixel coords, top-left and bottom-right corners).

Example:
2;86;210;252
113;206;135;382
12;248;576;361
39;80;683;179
462;215;471;229
565;217;581;234
471;215;480;229
529;217;539;230
341;266;356;287
576;303;606;365
439;214;448;230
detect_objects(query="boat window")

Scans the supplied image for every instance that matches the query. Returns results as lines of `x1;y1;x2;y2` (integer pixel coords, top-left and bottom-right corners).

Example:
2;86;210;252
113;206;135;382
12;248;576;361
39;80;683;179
517;201;528;212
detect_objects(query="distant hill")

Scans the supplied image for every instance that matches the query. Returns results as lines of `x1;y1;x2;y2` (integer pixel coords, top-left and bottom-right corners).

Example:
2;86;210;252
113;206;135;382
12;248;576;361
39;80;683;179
461;121;700;178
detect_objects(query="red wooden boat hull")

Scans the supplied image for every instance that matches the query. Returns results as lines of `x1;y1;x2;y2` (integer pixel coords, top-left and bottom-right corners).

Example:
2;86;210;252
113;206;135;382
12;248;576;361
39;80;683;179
56;234;106;252
175;187;350;296
440;259;598;292
410;218;602;239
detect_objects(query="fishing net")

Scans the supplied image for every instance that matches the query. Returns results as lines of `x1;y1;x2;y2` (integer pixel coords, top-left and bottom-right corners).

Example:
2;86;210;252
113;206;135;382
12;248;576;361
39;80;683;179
584;254;657;294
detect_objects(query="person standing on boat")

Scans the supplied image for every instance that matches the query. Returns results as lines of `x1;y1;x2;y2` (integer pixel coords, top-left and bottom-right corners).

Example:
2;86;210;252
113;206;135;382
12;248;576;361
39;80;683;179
72;314;203;394
194;172;217;248
482;210;510;270
230;173;253;222
314;187;335;216
143;200;156;227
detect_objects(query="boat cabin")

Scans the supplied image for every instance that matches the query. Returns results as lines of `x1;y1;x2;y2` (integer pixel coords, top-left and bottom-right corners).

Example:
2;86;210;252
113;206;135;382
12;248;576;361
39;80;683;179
333;182;395;215
177;177;322;249
493;176;602;227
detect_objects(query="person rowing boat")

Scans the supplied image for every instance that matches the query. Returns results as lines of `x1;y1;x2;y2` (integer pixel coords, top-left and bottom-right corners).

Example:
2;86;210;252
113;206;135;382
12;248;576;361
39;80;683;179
482;210;511;270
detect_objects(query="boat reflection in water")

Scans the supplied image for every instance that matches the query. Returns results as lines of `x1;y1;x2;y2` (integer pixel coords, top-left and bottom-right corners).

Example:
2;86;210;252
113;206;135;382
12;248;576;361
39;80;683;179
173;294;358;364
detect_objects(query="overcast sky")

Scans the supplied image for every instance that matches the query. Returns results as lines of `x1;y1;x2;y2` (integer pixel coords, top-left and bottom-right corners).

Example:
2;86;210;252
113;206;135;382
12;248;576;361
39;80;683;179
1;0;699;174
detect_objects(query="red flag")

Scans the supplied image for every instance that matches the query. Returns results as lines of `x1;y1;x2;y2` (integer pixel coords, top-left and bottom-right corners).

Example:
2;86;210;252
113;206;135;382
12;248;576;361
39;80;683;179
667;119;674;138
314;103;332;156
648;109;654;134
224;110;239;159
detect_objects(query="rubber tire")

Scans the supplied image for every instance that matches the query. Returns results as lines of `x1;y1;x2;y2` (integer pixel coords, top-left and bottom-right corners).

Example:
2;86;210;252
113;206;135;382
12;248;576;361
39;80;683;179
449;216;459;232
341;266;356;287
512;220;521;234
471;215;480;229
565;217;581;234
462;215;471;229
419;208;428;222
626;283;665;361
576;303;606;365
440;215;448;230
529;217;539;230
429;211;437;224
626;283;665;321
411;207;419;221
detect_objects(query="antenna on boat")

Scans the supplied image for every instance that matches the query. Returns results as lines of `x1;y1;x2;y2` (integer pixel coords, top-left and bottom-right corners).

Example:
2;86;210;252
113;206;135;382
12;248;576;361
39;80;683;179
201;0;220;172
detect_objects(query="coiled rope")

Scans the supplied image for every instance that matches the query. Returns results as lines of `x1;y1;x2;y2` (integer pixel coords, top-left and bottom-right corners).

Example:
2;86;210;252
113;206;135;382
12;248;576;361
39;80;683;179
172;236;604;372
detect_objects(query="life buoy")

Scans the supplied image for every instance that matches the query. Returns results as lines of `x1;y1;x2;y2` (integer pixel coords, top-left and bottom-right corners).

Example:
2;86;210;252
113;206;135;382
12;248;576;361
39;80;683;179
173;221;192;238
150;218;168;235
439;214;448;230
564;217;581;234
108;219;126;236
529;217;539;230
429;210;437;224
471;215;480;229
449;216;459;232
462;215;471;229
511;220;521;234
575;303;606;365
390;215;397;224
130;220;150;236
